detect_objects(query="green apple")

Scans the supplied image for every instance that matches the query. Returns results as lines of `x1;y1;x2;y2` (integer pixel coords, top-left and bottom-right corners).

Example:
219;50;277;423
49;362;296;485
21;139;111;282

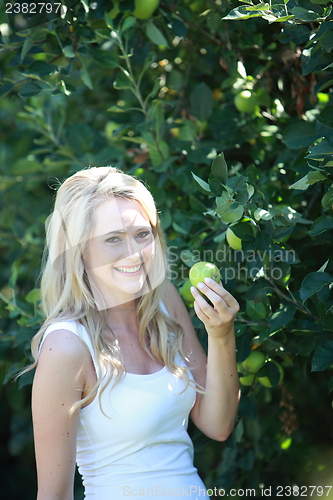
226;227;242;250
189;262;220;288
234;90;257;114
133;0;159;19
241;350;266;374
239;373;256;386
258;359;284;388
180;278;194;303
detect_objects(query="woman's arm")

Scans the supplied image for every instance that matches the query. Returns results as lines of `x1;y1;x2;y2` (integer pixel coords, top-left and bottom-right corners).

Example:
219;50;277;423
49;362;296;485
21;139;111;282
32;329;89;500
166;279;240;442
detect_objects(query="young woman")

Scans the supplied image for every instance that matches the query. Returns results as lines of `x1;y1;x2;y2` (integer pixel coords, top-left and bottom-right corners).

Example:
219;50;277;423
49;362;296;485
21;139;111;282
30;166;240;500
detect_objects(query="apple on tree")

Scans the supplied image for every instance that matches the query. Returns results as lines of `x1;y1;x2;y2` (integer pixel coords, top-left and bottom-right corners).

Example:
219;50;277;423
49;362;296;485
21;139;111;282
109;0;160;20
189;262;220;288
234;90;258;114
258;359;284;388
241;350;266;374
226;227;242;250
239;373;256;387
133;0;160;19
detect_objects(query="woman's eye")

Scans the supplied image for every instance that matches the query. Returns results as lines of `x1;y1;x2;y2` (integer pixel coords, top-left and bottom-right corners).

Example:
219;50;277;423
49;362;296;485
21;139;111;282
137;231;151;239
106;231;150;244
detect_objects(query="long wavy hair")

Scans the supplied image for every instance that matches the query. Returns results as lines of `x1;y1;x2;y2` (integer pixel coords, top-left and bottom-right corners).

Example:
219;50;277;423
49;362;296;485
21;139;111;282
25;166;199;414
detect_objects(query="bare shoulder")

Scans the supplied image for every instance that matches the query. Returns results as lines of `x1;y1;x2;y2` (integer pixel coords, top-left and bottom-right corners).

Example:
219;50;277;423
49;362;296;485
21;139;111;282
39;328;89;362
36;328;91;386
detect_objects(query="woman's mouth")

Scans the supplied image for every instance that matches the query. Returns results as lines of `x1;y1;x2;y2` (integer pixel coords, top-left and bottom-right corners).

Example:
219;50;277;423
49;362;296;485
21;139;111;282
114;264;142;275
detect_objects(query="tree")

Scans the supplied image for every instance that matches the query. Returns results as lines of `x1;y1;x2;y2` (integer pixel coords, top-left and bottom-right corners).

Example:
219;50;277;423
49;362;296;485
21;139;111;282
1;0;333;497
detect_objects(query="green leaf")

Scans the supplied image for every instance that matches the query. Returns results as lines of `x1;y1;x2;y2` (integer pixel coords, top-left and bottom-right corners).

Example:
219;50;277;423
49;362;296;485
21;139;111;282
113;70;133;90
210;152;228;185
89;48;120;68
312;341;333;372
209;178;224;197
21;37;33;62
219;203;244;223
320;31;333;52
223;5;267;20
302;47;332;77
238;394;257;419
300;272;333;302
268;305;296;334
62;45;75;58
278;24;310;44
236;331;251;363
282;121;320;149
309;216;333;236
121;16;137;33
306;139;333;160
18;82;42;98
289;171;327;190
9;261;20;289
254;208;273;221
318;301;333;330
314;75;333;94
25;288;40;303
246;299;267;320
180;250;199;268
191;172;213;196
190;83;214;122
77;55;93;90
22;60;57;78
145;21;169;47
230;221;255;241
0;84;12;98
291;7;320;21
322;186;333;210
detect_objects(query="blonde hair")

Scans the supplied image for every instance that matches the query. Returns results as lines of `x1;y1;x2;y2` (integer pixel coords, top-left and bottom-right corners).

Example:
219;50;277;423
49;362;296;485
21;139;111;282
25;166;198;414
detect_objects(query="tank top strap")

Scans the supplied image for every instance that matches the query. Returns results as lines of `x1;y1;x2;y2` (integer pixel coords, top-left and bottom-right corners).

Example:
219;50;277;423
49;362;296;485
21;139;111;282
39;319;100;376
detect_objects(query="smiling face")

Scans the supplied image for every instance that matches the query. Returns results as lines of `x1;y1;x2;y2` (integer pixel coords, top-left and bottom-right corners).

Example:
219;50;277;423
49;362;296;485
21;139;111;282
83;196;156;310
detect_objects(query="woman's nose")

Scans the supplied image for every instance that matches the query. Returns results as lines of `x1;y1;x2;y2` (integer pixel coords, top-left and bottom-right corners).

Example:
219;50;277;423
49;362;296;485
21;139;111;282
125;237;143;259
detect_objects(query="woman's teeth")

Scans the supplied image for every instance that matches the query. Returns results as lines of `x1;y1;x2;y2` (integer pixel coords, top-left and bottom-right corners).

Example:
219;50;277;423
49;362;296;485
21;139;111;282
115;265;141;273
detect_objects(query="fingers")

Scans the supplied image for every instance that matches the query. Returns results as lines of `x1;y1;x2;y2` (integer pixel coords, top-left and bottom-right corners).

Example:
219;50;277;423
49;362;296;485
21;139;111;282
191;278;239;312
201;277;239;312
191;282;227;314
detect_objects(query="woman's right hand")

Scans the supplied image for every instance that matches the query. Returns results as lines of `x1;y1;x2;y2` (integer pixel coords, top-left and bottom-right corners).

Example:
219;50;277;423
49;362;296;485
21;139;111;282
32;329;88;500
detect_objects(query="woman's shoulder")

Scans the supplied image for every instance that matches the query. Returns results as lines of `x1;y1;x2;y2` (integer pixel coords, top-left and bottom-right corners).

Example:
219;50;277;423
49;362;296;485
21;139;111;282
39;316;88;355
39;316;99;373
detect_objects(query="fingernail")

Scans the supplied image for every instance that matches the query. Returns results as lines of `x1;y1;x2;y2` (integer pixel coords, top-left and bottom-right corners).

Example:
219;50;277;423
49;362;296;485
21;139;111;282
204;277;212;284
190;286;196;293
197;282;204;289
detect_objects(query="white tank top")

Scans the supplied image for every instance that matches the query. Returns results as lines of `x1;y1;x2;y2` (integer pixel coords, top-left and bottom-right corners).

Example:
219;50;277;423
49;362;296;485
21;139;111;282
39;303;208;499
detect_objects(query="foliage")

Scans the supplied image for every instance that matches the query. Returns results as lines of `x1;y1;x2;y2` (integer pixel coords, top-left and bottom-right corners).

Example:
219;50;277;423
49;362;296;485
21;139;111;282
1;0;333;497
